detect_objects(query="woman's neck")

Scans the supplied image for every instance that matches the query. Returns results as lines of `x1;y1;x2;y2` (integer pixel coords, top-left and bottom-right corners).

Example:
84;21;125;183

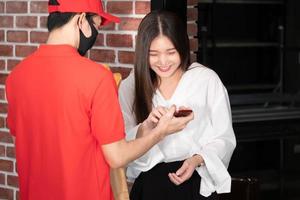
158;68;184;100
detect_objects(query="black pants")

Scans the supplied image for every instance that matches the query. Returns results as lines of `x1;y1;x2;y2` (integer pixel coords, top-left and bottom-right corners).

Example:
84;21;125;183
130;161;219;200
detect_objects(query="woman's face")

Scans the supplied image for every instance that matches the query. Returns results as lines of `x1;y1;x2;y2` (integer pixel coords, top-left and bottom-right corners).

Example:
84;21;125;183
149;35;181;79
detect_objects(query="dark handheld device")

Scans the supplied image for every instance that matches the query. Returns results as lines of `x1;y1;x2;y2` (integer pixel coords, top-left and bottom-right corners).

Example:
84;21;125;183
174;109;193;117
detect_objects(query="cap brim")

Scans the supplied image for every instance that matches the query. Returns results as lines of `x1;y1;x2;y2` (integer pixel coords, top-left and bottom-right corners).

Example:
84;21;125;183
99;12;120;26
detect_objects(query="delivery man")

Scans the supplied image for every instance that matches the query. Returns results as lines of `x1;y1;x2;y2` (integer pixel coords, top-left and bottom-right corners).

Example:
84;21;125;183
5;0;194;200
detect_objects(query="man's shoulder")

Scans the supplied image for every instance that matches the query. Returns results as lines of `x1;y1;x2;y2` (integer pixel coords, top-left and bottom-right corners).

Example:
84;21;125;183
20;55;109;75
6;53;36;82
69;56;112;77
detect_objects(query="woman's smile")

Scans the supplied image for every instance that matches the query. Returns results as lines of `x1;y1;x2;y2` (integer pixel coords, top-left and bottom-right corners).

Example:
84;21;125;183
157;65;172;73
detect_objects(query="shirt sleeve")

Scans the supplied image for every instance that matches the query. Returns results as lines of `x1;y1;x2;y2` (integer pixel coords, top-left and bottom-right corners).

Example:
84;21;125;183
118;72;138;140
191;72;236;196
118;73;164;181
91;71;125;145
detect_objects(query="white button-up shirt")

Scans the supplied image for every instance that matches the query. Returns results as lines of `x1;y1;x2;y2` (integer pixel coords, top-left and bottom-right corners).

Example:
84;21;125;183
119;62;236;197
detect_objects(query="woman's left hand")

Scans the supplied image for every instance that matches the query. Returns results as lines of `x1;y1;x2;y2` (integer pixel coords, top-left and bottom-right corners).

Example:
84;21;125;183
168;155;203;185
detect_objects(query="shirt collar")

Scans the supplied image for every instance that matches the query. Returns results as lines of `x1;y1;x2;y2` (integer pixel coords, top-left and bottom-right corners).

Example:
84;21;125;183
36;44;79;57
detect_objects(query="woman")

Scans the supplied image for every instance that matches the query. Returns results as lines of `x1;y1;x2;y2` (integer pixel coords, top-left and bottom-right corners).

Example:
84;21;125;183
119;10;236;200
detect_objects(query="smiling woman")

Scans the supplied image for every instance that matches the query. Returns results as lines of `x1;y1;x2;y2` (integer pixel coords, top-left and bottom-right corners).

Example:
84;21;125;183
148;35;182;82
133;10;190;123
118;10;236;200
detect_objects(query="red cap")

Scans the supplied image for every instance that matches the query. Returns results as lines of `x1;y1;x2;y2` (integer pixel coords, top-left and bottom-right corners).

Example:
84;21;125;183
48;0;120;25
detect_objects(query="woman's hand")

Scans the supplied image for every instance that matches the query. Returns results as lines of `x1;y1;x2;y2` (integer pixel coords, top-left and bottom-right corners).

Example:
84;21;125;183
168;154;204;185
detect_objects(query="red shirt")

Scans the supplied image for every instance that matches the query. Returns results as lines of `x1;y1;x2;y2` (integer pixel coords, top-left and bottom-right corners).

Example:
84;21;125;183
6;45;125;200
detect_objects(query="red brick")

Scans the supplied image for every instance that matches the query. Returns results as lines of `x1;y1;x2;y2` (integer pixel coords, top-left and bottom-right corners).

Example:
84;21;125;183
0;16;14;28
0;60;5;70
0;159;14;172
0;2;4;13
187;23;197;36
0;187;14;200
190;53;197;63
107;34;132;47
40;16;48;28
0;45;13;57
0;145;5;157
111;67;132;79
0;73;8;85
99;22;115;31
0;30;4;41
30;31;48;43
6;147;16;158
90;49;115;63
118;51;135;64
135;1;150;14
189;38;198;51
7;59;21;71
30;1;48;13
16;191;19;200
7;175;19;188
16;16;37;28
0;102;7;113
7;31;28;43
15;45;37;57
0;88;5;100
0;131;13;143
188;0;198;6
0;117;4;129
0;173;5;184
119;18;142;31
107;1;133;14
187;8;198;21
6;1;28;13
94;33;104;46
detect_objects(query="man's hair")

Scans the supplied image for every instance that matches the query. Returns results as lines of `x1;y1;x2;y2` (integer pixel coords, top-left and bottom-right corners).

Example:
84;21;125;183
47;12;77;32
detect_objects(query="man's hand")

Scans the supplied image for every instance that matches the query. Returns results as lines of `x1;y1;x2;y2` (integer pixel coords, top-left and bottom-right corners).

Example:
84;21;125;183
155;105;194;138
137;106;168;138
138;105;194;139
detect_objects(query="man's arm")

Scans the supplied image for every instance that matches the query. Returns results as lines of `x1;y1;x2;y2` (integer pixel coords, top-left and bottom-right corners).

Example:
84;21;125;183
102;128;163;168
102;106;194;168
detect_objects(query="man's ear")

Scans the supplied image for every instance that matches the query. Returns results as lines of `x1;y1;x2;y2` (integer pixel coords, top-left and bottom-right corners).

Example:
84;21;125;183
77;13;87;29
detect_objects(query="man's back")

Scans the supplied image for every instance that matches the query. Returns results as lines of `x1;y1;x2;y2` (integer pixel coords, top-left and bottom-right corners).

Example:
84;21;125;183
6;44;124;200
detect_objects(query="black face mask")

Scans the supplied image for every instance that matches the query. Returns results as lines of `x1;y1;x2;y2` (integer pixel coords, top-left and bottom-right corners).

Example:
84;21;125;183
78;17;98;56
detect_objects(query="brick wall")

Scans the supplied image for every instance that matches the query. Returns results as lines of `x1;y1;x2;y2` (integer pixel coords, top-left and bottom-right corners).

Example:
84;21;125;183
0;0;197;199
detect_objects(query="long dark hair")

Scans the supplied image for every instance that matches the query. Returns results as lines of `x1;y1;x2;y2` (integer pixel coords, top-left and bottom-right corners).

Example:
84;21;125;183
134;10;190;124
